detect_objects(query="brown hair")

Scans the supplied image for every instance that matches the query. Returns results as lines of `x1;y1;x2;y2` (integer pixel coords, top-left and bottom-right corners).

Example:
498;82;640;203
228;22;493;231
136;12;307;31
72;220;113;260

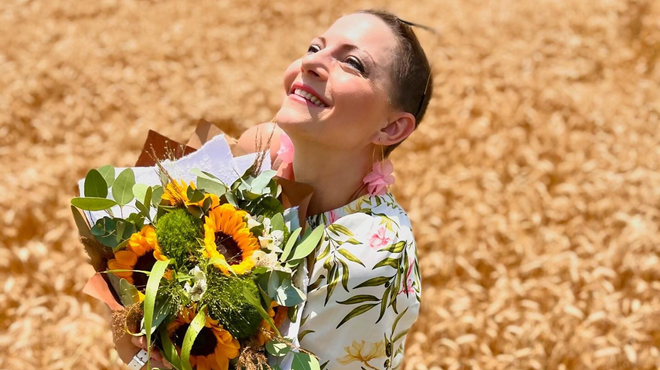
354;9;434;156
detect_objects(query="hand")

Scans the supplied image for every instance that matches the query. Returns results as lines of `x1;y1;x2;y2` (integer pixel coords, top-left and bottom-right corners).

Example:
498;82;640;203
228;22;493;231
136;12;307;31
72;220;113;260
112;321;173;369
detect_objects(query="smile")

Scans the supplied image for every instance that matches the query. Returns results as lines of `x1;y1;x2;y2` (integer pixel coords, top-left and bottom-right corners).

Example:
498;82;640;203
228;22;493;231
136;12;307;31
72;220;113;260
289;90;328;108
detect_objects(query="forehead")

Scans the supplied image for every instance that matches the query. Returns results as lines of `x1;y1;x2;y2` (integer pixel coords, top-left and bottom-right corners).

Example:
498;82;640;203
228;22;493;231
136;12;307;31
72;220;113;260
321;13;398;66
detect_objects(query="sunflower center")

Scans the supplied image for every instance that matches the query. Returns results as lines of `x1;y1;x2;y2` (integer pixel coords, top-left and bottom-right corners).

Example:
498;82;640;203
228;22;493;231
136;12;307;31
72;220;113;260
132;253;157;290
173;324;218;357
214;232;243;265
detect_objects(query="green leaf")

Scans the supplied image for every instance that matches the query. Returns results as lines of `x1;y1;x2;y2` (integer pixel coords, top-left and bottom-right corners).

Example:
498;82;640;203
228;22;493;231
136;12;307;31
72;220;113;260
135;200;151;220
392;328;410;344
266;339;290;358
327;224;354;237
112;168;136;206
379;241;406;253
280;227;302;262
181;306;206;370
290;224;324;261
275;278;306;307
336;303;378;328
373;257;399;270
336;294;380;305
337;249;365;267
84;169;108;198
251;170;277;193
270;213;285;233
376;286;390;323
291;352;320;370
119;279;141;306
324;265;339;306
140;297;172;336
344;238;361;245
158;325;182;369
354;276;392;289
71;197;118;211
298;329;315;342
392;307;410;333
143;259;169;370
151;185;164;206
338;259;349;291
97;165;115;188
243;286;281;337
132;184;149;206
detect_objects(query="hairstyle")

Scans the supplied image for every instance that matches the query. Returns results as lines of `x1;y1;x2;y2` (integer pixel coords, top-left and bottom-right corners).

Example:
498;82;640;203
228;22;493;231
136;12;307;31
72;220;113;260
354;9;434;156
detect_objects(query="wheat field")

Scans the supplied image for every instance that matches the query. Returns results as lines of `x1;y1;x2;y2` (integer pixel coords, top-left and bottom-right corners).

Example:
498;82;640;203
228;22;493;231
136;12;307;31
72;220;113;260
1;0;659;369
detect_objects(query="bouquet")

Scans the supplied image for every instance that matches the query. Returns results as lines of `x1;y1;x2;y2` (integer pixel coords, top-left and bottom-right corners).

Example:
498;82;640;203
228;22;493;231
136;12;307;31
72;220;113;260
72;120;322;370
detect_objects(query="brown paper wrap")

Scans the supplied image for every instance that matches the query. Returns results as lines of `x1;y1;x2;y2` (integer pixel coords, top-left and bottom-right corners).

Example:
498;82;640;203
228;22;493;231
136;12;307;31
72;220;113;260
79;118;314;310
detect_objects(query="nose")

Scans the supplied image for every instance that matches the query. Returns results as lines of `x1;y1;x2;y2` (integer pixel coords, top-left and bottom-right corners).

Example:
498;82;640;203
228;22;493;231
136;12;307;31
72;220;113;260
300;50;329;80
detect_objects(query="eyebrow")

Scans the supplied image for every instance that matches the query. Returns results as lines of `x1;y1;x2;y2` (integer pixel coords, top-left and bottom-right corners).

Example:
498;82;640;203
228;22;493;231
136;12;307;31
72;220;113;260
315;36;376;66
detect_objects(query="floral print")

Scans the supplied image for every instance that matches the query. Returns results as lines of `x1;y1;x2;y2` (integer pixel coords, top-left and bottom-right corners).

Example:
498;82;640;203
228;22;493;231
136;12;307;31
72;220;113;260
270;191;422;370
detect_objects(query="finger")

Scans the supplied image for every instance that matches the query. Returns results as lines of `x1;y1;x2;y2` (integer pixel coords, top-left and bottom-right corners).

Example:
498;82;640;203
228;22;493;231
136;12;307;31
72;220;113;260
151;348;163;362
131;336;147;350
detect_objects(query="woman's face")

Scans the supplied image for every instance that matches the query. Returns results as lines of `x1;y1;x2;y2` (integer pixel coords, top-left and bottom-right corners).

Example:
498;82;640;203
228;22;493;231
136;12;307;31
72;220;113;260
274;13;399;151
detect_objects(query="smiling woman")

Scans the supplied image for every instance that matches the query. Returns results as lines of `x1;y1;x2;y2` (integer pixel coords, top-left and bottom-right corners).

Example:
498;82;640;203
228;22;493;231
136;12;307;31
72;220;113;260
237;8;434;370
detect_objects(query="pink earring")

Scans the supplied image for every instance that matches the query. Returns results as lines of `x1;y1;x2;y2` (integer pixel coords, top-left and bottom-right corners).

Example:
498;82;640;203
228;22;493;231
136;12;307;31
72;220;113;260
363;142;395;195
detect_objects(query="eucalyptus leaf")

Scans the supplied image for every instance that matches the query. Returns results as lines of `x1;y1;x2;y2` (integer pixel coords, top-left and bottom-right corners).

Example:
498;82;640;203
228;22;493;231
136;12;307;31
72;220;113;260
151;185;164;206
280;227;302;262
266;340;291;358
84;169;108;198
97;165;115;188
112;168;136;206
289;224;325;261
71;197;118;211
132;184;149;205
197;176;228;197
291;352;320;370
251;170;277;193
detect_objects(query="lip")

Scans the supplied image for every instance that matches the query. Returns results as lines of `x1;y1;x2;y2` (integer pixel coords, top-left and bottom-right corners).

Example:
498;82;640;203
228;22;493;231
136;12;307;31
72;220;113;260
289;82;330;107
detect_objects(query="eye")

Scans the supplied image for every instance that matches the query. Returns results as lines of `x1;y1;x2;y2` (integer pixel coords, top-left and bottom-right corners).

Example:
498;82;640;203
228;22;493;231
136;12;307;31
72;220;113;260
307;44;321;53
345;56;365;73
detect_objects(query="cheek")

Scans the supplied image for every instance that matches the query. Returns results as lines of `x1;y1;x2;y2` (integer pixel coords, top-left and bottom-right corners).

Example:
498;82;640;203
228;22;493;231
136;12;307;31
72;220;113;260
282;59;302;95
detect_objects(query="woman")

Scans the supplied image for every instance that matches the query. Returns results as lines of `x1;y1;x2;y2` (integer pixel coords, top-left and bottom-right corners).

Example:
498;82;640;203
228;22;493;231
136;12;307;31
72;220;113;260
116;8;433;370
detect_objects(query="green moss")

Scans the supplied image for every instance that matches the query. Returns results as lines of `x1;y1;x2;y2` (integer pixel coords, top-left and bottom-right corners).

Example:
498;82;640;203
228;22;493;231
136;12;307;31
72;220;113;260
203;269;263;340
156;208;202;265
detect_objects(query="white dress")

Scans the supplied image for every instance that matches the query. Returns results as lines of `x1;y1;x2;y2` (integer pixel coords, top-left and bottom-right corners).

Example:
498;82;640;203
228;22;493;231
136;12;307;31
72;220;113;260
270;191;422;370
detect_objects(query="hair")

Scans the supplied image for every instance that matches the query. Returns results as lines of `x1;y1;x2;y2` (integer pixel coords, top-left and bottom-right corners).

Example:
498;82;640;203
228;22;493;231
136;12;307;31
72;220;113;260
353;9;434;157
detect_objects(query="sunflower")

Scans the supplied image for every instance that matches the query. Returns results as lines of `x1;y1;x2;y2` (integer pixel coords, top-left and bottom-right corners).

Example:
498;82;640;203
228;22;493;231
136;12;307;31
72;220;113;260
162;179;220;208
202;204;260;276
168;306;240;370
107;225;168;289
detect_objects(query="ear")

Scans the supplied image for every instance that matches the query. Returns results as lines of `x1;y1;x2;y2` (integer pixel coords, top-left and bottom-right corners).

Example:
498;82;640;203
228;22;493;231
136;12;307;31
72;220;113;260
371;111;416;146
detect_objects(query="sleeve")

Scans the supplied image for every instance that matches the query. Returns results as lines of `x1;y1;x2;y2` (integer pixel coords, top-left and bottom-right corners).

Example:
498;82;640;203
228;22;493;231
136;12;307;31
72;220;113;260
296;213;422;370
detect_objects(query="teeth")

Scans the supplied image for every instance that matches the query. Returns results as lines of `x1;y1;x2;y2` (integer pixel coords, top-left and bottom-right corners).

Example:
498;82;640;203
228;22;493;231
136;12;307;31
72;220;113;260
294;88;326;107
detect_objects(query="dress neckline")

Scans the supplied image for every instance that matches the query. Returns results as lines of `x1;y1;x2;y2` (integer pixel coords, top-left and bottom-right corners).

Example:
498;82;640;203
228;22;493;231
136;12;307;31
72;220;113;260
305;192;393;228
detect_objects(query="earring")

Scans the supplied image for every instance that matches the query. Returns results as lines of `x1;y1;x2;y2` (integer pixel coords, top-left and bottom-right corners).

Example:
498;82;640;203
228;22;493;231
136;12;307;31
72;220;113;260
362;140;395;196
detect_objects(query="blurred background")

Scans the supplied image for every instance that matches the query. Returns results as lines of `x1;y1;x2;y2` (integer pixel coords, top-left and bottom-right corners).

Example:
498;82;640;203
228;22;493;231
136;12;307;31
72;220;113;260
1;0;659;369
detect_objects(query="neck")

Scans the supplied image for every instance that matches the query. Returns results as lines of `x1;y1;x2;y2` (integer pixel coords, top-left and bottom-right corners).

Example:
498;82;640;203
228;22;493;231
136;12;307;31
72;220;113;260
291;142;372;217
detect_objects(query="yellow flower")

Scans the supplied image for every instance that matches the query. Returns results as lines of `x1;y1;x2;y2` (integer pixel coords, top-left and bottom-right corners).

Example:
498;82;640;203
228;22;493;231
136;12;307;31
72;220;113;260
162;179;220;208
254;301;279;347
336;340;386;369
202;204;260;276
107;225;168;288
168;306;240;370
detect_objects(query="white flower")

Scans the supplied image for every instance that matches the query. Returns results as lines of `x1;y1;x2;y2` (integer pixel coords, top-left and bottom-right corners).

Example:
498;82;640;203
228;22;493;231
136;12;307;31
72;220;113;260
183;266;207;301
251;250;280;269
246;214;261;230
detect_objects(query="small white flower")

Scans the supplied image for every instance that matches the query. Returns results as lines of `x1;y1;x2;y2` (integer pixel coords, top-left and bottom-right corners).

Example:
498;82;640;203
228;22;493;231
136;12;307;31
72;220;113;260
184;266;207;301
271;230;284;248
246;215;261;230
251;250;280;269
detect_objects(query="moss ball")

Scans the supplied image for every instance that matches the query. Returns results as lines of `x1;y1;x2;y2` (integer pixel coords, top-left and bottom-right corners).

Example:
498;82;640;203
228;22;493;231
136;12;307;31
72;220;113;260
203;269;263;340
156;208;202;265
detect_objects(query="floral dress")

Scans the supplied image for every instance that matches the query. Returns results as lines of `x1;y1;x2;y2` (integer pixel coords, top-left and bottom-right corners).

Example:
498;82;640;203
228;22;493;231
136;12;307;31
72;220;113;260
270;191;422;370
